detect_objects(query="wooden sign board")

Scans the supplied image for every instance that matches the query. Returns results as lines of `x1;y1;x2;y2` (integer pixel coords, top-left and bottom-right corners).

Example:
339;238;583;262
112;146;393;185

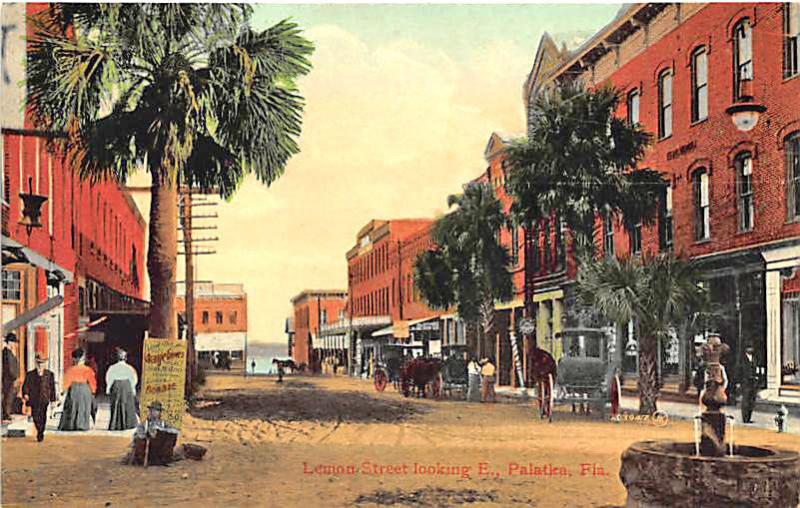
140;338;187;429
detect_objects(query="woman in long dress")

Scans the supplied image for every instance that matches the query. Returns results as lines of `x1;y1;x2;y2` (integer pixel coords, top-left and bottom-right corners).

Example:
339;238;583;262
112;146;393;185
106;348;138;430
467;356;481;402
58;348;97;431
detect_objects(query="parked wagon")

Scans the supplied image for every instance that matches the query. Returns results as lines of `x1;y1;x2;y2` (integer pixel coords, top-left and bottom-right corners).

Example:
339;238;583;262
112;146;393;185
374;355;443;398
537;327;621;422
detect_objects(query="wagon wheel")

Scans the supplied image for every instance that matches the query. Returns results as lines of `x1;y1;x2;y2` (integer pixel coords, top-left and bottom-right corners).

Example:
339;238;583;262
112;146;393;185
537;374;554;422
432;373;442;400
374;368;388;392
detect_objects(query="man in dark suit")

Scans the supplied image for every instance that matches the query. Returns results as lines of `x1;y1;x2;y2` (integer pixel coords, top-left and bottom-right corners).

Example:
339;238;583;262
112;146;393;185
737;345;758;424
2;333;20;422
22;354;57;442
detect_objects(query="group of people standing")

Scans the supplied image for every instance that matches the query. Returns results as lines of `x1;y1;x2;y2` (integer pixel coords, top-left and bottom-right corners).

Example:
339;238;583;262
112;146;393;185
466;356;496;403
1;333;140;442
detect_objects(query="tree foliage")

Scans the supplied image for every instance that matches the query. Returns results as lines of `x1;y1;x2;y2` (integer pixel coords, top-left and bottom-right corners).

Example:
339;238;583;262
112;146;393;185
27;3;314;197
506;80;665;258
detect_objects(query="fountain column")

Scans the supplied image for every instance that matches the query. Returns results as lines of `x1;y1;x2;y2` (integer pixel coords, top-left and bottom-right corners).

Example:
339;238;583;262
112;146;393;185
699;334;729;457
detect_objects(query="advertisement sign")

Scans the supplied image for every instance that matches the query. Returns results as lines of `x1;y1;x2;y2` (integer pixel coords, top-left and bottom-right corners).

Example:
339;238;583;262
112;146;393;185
140;338;187;429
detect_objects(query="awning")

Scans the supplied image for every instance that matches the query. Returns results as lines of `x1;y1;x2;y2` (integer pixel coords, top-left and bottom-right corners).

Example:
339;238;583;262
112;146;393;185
372;325;394;338
2;235;74;283
195;331;247;352
408;316;439;333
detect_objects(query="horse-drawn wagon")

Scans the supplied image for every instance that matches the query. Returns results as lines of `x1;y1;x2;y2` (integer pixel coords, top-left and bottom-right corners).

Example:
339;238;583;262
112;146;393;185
533;327;621;422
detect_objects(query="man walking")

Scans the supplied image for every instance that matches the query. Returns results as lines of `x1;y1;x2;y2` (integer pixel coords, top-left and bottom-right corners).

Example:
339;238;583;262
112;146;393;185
22;354;56;442
480;357;496;403
737;345;758;424
2;333;20;422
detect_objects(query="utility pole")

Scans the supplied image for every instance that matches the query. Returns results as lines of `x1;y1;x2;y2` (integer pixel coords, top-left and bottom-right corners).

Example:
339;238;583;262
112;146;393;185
178;186;219;397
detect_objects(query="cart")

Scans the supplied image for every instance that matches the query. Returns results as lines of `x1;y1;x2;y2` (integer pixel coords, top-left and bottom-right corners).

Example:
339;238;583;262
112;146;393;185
538;327;621;422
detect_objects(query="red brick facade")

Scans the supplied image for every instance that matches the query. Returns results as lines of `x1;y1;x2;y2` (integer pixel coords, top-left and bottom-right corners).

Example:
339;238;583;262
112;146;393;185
290;290;347;366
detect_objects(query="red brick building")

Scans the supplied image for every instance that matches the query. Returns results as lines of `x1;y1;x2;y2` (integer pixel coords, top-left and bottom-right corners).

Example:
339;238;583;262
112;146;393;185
522;3;800;403
177;283;248;369
2;3;147;398
290;290;347;369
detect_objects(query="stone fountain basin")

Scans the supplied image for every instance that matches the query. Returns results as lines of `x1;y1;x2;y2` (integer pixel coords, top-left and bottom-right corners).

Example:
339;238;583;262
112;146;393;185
620;441;800;508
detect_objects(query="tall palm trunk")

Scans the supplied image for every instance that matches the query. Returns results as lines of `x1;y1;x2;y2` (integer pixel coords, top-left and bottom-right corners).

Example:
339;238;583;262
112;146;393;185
147;172;178;339
637;335;659;415
479;297;495;361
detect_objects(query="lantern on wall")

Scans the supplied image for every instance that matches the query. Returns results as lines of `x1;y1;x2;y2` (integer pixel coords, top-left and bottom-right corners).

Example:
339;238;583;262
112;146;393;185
18;177;47;235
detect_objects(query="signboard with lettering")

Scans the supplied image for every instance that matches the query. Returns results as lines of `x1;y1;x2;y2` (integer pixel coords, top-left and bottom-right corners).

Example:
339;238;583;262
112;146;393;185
140;338;187;429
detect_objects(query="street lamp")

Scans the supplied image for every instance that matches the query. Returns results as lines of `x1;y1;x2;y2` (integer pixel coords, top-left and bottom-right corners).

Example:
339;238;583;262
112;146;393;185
18;177;47;235
725;79;766;132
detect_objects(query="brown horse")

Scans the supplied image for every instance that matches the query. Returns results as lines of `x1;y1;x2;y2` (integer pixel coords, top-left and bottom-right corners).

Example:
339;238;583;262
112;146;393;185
399;357;443;398
526;344;557;418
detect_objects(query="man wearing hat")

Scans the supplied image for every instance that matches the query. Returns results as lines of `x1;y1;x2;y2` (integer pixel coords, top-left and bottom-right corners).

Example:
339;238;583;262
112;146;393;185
125;400;178;466
737;344;759;424
106;348;139;430
2;333;20;422
22;354;56;441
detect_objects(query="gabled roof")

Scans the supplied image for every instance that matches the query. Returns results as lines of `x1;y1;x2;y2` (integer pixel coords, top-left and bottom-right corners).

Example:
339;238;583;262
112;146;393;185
523;32;567;108
483;131;521;162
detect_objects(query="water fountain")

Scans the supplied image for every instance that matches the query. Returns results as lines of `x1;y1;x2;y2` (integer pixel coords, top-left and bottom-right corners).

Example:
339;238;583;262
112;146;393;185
619;335;800;507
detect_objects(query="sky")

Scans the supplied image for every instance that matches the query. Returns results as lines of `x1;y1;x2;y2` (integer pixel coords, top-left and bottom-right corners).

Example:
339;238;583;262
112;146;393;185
132;4;622;344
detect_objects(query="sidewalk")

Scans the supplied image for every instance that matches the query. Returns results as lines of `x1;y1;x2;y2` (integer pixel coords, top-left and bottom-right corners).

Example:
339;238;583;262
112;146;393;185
1;396;137;438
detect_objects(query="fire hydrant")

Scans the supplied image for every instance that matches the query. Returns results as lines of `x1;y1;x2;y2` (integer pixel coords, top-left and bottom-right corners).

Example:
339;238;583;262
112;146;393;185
775;405;788;433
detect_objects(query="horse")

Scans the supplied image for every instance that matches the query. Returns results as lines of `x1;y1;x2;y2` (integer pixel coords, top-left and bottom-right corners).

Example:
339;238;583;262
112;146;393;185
399;357;443;398
526;344;557;418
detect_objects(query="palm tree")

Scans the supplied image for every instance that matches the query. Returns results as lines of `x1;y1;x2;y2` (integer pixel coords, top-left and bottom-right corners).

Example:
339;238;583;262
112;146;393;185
505;80;664;318
414;182;513;358
576;254;708;414
26;4;313;340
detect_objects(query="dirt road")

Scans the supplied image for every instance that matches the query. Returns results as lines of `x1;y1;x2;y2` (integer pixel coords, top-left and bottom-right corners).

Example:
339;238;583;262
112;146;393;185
2;373;797;507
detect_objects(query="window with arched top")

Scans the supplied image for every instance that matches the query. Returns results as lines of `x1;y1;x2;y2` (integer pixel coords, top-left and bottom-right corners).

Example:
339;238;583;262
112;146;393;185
733;19;753;100
691;47;708;122
693;168;710;240
734;152;755;231
785;3;800;78
658;69;673;138
786;131;800;221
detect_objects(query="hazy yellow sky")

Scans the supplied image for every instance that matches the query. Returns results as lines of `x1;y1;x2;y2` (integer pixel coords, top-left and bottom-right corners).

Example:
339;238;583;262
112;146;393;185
131;4;622;344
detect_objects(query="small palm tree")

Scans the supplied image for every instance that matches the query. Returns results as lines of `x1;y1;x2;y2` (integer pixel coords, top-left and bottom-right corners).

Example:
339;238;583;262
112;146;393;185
414;182;513;358
26;4;313;339
576;254;708;414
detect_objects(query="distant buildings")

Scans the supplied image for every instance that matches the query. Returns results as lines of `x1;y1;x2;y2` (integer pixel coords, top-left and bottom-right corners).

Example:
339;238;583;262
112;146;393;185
290;290;347;369
177;283;248;370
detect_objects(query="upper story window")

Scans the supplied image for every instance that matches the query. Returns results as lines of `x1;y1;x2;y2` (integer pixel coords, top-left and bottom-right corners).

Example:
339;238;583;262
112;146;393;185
321;309;327;324
693;169;711;241
1;270;21;301
786;131;800;221
733;19;753;100
627;89;640;125
658;70;673;139
691;47;708;122
215;311;223;325
786;3;800;78
510;225;519;266
202;311;209;324
659;184;674;251
229;311;238;325
735;152;755;232
629;222;642;255
603;214;614;258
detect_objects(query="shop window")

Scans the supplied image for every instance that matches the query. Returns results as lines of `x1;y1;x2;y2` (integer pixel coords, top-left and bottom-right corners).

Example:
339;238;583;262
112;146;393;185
735;152;755;231
783;292;800;386
659;184;674;251
691;47;708;122
693;169;710;241
627;88;640;125
658;69;672;138
786;3;800;78
603;214;614;258
202;311;209;324
2;270;21;301
786;131;800;221
733;19;753;100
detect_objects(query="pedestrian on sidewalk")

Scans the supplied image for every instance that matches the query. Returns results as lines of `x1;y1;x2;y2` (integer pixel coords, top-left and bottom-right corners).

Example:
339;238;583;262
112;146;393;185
106;348;138;431
467;356;481;402
2;333;20;423
480;357;496;403
58;348;97;431
251;359;256;374
737;345;758;424
22;354;56;442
